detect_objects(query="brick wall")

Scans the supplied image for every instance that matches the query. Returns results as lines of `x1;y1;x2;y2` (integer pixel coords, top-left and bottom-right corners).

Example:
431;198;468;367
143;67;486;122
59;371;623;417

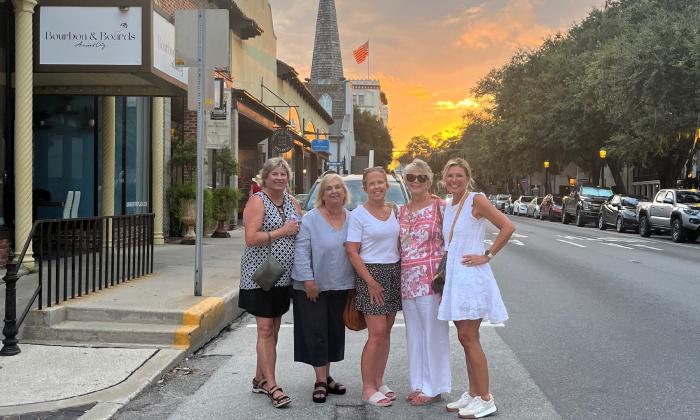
154;0;208;16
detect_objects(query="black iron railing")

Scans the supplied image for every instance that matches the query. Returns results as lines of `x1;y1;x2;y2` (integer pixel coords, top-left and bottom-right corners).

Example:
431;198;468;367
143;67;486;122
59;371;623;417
1;214;155;356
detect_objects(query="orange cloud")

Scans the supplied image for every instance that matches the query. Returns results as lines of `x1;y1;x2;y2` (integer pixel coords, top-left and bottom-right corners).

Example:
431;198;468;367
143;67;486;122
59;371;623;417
435;97;480;110
455;1;554;50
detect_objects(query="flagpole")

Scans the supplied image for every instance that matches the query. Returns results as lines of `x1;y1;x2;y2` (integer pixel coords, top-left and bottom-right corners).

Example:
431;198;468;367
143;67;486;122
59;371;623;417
367;40;370;79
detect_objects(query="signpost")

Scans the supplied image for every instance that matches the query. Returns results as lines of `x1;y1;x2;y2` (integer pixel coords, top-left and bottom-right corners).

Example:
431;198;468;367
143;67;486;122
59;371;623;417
175;9;229;296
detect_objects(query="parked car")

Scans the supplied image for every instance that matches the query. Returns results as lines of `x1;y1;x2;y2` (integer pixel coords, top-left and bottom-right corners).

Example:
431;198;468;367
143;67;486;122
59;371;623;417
513;195;535;216
495;194;511;212
302;172;410;212
527;197;544;218
540;195;563;221
488;194;497;205
562;186;614;226
504;196;515;214
636;189;700;242
598;194;645;233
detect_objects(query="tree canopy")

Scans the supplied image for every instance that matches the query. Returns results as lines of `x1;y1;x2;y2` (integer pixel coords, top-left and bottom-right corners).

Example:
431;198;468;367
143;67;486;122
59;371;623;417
353;108;394;168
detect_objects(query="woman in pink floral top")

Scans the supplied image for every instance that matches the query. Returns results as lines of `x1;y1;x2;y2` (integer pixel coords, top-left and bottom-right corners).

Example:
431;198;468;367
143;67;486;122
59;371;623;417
398;159;451;406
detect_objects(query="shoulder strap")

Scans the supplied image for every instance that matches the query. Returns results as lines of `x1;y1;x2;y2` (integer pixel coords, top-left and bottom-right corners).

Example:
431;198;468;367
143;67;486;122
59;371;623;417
448;193;469;244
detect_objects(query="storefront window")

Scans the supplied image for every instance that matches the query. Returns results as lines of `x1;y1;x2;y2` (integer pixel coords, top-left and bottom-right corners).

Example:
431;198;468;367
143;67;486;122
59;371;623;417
33;96;96;219
0;4;10;226
116;97;151;215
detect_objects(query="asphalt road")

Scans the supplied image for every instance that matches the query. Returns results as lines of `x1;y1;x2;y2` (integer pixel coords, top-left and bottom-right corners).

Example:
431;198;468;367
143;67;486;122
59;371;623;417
116;214;699;419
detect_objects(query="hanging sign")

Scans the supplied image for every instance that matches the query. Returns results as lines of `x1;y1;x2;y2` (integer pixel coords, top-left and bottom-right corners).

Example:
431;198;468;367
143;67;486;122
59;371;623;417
271;127;294;153
311;138;330;152
206;89;231;149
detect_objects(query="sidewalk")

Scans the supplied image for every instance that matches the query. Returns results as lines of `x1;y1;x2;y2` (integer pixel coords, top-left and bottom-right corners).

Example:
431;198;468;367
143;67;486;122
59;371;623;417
0;229;246;419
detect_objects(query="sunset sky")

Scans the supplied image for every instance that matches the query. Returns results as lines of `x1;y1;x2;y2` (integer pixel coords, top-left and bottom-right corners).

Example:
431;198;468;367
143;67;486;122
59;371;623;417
268;0;606;149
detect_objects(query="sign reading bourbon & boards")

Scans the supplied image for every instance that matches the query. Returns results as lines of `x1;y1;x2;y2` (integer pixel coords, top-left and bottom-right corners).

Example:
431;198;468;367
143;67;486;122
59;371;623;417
39;6;143;65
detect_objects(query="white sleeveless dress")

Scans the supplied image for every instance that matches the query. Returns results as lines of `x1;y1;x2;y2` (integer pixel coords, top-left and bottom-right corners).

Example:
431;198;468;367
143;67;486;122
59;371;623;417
437;192;509;323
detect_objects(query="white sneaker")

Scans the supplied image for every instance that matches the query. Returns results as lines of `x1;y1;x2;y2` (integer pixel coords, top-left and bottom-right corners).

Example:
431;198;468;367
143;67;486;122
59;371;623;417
458;395;497;419
446;392;474;413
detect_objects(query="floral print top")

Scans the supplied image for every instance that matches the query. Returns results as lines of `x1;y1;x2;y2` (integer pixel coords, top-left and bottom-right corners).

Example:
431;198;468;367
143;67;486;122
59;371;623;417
399;199;446;299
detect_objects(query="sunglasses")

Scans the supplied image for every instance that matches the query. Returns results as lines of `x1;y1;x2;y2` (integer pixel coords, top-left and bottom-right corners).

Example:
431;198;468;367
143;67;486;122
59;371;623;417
406;174;429;183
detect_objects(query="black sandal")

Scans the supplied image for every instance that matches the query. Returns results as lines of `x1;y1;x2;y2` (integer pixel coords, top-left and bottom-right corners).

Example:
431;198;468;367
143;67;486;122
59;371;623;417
313;381;328;403
326;376;347;395
267;385;291;408
252;377;267;394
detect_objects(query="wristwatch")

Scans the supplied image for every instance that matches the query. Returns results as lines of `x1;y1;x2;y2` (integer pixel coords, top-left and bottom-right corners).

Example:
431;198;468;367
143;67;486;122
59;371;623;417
484;249;493;260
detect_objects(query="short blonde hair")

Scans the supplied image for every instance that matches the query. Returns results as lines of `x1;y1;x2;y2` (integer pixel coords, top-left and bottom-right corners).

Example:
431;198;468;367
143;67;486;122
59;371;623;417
314;173;351;208
404;159;433;185
362;166;388;187
441;158;475;192
259;157;292;187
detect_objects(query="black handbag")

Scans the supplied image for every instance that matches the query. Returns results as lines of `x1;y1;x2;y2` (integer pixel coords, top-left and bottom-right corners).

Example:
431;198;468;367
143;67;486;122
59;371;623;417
432;193;468;293
252;233;285;291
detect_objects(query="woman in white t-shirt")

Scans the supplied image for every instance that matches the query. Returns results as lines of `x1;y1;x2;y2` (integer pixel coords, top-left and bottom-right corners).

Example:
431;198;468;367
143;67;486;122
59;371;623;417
346;167;401;408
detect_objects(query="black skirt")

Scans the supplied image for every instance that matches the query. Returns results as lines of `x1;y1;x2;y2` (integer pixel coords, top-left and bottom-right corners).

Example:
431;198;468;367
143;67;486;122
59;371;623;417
238;286;291;318
292;289;349;367
355;262;402;315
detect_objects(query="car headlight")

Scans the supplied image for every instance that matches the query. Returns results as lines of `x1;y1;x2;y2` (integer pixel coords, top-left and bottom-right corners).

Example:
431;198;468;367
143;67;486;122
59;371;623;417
681;207;699;215
582;202;591;209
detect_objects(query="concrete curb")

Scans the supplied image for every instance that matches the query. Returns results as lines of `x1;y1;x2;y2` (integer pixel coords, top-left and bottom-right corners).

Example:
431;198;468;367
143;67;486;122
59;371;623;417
0;348;185;418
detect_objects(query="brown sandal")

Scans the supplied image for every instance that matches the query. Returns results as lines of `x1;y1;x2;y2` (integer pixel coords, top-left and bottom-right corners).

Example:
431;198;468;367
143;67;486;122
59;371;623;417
252;377;267;394
313;381;328;403
326;376;346;395
267;385;291;408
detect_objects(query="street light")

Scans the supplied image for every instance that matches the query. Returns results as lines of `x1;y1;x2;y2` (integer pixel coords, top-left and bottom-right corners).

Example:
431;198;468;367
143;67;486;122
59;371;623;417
543;160;550;195
599;149;607;187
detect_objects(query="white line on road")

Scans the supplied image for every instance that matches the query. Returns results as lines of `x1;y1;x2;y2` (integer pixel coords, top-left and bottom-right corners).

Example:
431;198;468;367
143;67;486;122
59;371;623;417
600;242;634;250
633;244;663;251
510;239;525;246
556;239;587;248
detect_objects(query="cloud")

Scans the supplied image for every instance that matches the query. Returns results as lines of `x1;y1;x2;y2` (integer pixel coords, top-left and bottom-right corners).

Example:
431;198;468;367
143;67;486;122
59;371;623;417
435;97;481;110
455;0;554;50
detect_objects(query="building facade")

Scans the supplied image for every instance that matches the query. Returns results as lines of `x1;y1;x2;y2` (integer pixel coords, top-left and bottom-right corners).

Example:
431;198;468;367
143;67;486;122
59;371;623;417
351;79;388;126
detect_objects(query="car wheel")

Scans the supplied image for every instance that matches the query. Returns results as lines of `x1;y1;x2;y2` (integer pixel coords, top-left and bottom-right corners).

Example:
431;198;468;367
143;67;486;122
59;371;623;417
598;214;607;230
616;216;626;233
639;215;651;237
671;218;687;243
562;209;569;224
549;210;554;221
575;209;585;227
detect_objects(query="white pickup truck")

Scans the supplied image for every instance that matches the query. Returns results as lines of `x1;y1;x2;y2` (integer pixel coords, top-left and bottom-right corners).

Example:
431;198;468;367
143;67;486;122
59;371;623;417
636;189;700;242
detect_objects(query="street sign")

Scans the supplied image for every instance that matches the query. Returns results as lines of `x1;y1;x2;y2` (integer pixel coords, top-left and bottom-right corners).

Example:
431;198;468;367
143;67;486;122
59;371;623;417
311;139;330;152
186;68;215;111
174;10;229;69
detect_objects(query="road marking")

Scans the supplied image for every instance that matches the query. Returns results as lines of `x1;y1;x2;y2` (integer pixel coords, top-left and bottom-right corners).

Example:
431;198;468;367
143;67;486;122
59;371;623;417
633;244;663;251
556;239;587;248
557;235;588;241
493;232;528;238
600;242;634;250
510;239;525;246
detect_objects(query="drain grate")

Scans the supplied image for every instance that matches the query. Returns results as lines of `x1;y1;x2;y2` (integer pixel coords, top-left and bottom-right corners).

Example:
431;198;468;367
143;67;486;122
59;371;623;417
335;403;368;420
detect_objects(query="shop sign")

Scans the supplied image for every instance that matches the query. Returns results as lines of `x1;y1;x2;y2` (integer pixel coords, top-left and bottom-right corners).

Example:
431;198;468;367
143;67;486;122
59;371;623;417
40;7;142;65
311;139;330;152
206;90;231;149
153;12;188;85
271;127;294;153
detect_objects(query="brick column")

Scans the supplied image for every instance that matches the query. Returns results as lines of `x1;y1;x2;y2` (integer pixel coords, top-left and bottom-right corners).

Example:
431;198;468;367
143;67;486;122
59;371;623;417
12;0;37;264
102;96;116;217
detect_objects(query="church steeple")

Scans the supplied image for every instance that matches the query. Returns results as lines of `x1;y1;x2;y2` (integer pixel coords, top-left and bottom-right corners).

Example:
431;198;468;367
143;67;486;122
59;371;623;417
310;0;344;82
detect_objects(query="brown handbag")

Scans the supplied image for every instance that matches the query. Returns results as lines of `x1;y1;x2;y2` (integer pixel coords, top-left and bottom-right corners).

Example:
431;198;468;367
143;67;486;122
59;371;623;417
432;193;469;293
343;289;367;331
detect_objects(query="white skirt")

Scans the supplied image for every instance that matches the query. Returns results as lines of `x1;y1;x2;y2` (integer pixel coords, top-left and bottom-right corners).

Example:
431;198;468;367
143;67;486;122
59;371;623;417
437;259;508;323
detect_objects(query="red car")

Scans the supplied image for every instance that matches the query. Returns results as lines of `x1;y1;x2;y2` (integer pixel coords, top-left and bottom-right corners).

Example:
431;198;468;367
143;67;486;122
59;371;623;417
540;195;563;221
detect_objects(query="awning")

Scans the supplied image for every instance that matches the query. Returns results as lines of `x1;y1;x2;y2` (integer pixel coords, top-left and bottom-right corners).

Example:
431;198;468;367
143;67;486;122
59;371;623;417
33;1;191;96
234;89;289;149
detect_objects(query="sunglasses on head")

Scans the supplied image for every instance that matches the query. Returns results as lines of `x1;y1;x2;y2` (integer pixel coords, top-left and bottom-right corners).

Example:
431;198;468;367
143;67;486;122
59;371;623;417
406;174;428;183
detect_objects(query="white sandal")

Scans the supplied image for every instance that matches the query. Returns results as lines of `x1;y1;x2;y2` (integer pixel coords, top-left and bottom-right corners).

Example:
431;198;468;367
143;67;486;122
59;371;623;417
363;391;392;407
378;385;397;401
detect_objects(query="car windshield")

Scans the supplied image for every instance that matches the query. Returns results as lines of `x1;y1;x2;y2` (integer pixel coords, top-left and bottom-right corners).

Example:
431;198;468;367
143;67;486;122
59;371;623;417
552;196;563;205
677;192;700;204
580;187;614;198
519;196;534;202
305;179;407;211
621;197;640;207
536;197;544;204
497;194;510;199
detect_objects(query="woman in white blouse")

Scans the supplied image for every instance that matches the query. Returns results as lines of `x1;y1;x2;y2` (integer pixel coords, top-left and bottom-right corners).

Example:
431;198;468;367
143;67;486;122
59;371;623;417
345;167;401;408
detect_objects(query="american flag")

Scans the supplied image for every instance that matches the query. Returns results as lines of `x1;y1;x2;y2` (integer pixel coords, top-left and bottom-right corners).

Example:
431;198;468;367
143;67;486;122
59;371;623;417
352;41;369;64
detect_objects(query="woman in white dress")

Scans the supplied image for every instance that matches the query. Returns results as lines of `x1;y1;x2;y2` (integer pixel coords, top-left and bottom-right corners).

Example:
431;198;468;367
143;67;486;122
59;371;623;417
438;158;515;419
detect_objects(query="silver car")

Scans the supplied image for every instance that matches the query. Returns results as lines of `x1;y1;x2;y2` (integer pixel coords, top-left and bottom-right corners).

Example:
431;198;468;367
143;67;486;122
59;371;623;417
513;195;535;216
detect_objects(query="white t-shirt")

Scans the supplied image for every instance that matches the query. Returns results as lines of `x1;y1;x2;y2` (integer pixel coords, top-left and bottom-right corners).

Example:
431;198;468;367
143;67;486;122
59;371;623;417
346;204;400;264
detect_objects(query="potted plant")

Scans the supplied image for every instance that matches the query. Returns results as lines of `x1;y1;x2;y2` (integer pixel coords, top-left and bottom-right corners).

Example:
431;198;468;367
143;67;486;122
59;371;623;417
211;187;242;238
166;183;197;244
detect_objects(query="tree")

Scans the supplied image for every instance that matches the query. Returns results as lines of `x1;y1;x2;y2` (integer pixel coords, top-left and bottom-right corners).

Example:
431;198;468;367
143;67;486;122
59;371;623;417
353;108;394;168
397;135;431;166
